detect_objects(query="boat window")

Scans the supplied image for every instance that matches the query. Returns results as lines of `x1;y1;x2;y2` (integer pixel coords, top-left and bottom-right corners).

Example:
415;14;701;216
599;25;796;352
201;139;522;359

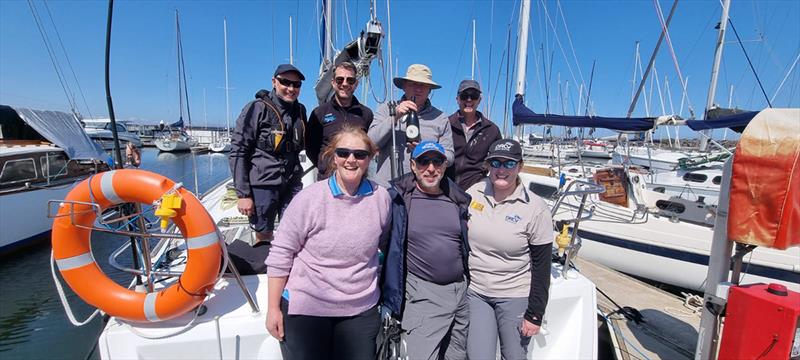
652;187;665;193
40;153;69;179
712;176;721;185
655;200;686;214
105;123;127;132
528;182;558;199
0;158;37;184
682;173;708;183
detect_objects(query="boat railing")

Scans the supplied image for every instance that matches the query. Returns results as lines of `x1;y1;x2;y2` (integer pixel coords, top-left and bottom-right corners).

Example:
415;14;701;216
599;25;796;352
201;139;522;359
48;197;261;314
551;179;606;278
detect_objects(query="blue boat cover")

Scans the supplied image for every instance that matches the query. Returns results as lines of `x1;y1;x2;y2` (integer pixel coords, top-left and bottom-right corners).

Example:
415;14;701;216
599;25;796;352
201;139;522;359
10;106;107;160
512;97;657;131
685;111;758;132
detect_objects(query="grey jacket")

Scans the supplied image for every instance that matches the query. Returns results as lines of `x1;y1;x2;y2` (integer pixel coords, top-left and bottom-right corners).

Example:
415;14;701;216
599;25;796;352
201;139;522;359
368;98;454;187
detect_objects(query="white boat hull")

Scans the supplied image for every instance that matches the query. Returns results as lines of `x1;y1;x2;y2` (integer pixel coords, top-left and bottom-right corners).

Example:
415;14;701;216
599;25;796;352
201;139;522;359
155;138;192;152
208;142;231;153
0;182;78;252
520;172;800;292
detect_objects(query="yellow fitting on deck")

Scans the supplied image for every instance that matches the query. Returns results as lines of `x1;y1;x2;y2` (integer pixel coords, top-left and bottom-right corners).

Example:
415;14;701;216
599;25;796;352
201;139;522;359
555;224;571;256
154;193;182;231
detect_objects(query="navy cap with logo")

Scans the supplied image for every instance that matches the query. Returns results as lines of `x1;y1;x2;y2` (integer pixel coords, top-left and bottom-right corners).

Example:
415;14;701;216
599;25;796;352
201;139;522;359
273;64;305;81
411;141;446;159
457;79;481;94
486;139;522;162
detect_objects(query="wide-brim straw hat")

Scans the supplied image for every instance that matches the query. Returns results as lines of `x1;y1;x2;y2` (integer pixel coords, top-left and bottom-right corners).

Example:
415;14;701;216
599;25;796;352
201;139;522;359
393;64;441;89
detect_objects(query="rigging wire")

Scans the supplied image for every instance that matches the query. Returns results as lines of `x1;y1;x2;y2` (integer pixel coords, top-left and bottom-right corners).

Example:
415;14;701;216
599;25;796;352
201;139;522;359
771;52;800;103
27;0;78;116
726;18;772;108
653;0;696;118
42;0;94;121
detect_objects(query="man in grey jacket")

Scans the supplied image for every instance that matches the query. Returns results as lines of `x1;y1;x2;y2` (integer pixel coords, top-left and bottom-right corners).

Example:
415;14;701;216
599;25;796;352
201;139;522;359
368;64;454;187
229;64;307;243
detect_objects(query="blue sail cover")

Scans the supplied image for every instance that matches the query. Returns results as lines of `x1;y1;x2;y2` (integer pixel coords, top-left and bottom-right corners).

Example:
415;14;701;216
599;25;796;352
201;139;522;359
685;111;758;132
512;98;658;131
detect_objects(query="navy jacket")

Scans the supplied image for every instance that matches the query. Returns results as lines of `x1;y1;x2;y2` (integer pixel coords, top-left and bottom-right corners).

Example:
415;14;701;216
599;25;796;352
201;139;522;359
445;111;502;191
306;96;373;178
381;173;472;319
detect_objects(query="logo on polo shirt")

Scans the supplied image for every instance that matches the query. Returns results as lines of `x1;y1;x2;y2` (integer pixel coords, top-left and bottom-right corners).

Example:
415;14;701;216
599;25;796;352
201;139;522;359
505;214;521;224
470;201;484;212
323;113;336;124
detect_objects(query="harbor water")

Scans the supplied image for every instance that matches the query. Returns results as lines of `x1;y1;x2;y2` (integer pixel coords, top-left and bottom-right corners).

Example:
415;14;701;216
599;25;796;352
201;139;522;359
0;148;231;359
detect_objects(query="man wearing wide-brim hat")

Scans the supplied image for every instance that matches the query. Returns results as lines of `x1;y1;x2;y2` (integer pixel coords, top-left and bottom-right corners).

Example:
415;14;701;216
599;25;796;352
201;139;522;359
368;64;454;188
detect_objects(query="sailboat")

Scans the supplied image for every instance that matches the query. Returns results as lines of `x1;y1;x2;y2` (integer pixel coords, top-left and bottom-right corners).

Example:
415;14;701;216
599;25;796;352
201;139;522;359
155;11;197;153
209;18;232;153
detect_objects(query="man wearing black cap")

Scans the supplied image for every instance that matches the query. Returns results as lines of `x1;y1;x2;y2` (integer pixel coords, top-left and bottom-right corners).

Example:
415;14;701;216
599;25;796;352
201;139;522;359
306;61;373;179
229;64;308;243
446;79;502;191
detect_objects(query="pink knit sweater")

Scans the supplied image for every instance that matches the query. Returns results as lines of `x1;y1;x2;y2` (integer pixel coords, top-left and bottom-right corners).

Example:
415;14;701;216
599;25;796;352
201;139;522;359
265;179;391;316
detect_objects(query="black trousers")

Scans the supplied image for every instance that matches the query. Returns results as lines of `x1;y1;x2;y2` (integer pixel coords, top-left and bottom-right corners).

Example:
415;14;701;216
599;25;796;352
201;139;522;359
279;299;380;360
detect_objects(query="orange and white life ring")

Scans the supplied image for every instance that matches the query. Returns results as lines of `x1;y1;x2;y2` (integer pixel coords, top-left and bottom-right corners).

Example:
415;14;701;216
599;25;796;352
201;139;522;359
51;169;222;322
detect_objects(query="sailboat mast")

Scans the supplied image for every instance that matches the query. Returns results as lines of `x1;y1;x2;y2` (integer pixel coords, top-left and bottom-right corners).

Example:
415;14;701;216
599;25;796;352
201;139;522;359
175;10;183;123
471;19;476;80
224;17;231;137
289;16;294;65
510;0;531;138
324;0;334;65
701;0;731;151
514;0;531;98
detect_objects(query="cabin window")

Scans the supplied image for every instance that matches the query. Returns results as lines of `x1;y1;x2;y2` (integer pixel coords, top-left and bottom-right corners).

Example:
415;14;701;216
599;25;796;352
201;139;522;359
528;182;558;199
652;187;665;193
40;153;68;179
105;123;127;132
712;176;721;185
0;158;37;184
655;200;686;214
682;173;708;183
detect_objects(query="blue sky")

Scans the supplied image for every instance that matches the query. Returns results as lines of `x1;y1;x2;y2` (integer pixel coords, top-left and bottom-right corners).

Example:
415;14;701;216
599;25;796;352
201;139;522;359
1;0;798;139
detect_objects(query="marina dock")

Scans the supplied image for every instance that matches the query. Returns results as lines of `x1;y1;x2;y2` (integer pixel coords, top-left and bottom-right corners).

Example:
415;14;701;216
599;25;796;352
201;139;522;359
575;257;701;360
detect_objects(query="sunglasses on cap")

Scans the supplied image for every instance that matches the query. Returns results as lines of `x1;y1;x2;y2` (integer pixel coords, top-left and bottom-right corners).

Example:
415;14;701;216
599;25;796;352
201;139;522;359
459;90;480;101
334;76;357;85
415;156;446;167
489;159;519;169
335;148;370;160
276;77;302;89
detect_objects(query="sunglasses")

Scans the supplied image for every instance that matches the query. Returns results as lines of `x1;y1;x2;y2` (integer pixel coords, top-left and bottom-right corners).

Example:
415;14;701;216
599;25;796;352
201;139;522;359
415;156;446;167
459;91;480;101
489;159;519;169
335;148;370;160
334;76;357;85
275;77;302;89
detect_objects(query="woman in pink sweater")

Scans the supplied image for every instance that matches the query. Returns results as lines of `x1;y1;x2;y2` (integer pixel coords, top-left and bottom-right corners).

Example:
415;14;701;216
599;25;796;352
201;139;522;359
265;125;391;360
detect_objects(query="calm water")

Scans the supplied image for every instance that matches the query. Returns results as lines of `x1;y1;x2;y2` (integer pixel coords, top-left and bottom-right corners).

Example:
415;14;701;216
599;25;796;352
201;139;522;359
0;148;231;359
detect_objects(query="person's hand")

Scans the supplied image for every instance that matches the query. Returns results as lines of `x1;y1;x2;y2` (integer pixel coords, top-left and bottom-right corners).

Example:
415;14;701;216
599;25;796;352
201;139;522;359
265;309;284;341
520;318;540;337
405;141;419;153
238;198;254;216
394;100;418;120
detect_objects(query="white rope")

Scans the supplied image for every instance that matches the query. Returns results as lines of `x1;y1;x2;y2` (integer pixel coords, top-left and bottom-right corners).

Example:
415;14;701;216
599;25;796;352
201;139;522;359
50;251;102;326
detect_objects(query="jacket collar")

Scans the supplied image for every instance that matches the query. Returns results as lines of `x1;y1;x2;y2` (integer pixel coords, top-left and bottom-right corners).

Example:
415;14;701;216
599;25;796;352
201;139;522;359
389;172;470;207
330;95;361;110
449;111;490;133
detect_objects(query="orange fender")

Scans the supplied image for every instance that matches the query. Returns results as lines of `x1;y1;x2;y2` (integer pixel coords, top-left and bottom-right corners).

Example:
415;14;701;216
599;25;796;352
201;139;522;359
51;169;222;322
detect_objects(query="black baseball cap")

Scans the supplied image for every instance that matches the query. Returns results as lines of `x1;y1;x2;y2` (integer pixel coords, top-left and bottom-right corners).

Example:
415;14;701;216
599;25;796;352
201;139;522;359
458;79;481;94
273;64;305;81
486;139;522;162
